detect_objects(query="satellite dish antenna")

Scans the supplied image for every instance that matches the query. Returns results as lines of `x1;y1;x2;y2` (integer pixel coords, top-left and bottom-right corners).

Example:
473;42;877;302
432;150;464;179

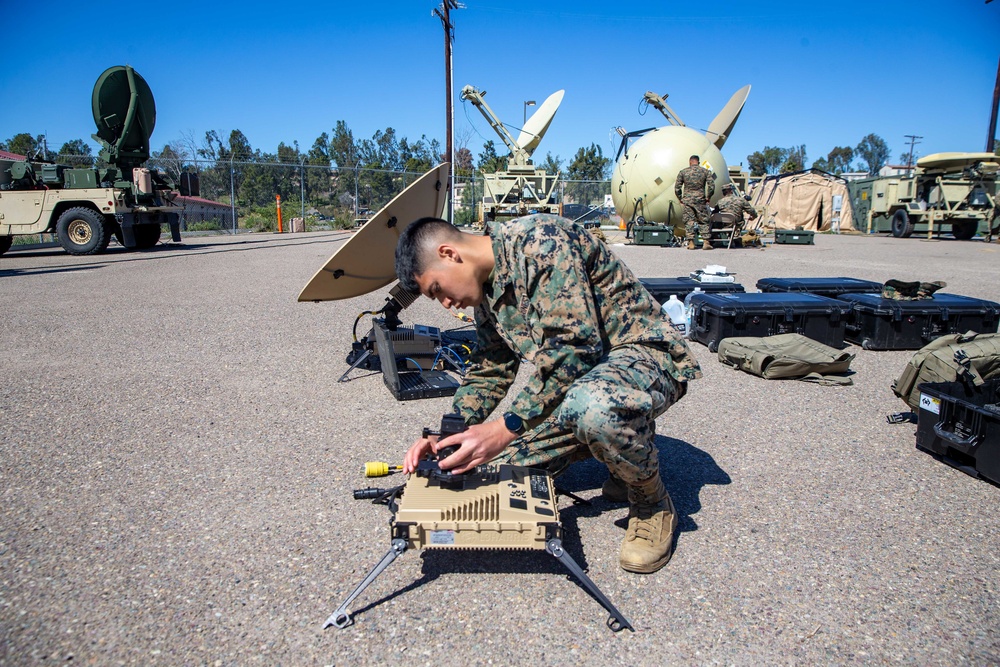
91;65;157;168
298;163;450;302
705;84;751;150
516;89;565;156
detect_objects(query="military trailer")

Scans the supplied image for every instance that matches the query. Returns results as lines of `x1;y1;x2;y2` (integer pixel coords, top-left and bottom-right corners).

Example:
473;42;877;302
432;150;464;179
460;85;563;224
0;65;181;257
848;152;999;240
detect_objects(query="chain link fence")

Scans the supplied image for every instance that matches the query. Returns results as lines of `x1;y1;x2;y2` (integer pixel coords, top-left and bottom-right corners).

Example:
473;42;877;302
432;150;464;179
42;154;615;234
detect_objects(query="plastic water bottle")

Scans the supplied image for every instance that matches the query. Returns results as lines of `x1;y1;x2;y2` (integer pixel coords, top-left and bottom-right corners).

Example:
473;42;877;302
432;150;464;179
662;294;686;336
683;288;704;338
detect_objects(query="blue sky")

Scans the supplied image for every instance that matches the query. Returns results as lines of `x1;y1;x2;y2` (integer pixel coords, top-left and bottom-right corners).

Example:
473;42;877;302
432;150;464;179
1;1;997;172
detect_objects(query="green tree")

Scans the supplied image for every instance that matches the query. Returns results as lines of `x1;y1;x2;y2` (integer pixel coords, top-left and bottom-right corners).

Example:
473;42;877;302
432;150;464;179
453;147;474;177
149;143;188;181
330;120;358;207
782;144;807;172
477;140;507;173
826;146;854;174
855;133;890;175
566;143;610;206
56;139;94;167
305;132;332;202
2;133;45;159
540;151;563;176
747;146;787;176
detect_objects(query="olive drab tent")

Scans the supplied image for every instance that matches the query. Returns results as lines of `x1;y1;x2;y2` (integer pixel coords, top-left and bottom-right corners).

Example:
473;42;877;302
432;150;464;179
749;169;857;232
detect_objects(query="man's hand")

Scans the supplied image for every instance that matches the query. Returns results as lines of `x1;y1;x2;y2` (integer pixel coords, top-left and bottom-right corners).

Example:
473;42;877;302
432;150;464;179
401;419;519;475
402;435;438;474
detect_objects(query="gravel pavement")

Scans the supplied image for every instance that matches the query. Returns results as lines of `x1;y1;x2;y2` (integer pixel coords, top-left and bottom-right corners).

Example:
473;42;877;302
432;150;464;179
1;229;998;665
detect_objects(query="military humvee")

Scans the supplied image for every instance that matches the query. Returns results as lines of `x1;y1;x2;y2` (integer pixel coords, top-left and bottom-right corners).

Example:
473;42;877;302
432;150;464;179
848;152;999;240
0;65;181;257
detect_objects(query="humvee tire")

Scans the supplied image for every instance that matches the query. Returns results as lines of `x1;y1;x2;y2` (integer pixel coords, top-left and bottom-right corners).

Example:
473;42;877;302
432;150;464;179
951;220;977;240
56;207;109;255
0;236;12;256
133;224;162;249
891;209;913;238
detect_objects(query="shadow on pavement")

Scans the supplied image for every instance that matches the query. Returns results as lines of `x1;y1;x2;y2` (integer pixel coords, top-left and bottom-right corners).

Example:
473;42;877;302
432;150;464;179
1;231;353;269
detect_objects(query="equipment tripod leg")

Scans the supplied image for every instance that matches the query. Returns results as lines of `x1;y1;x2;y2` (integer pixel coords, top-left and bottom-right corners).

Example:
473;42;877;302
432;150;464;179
546;538;634;632
323;538;408;629
338;347;373;382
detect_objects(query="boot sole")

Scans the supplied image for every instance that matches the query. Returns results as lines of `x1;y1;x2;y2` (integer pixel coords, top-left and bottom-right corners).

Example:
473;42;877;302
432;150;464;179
620;548;673;574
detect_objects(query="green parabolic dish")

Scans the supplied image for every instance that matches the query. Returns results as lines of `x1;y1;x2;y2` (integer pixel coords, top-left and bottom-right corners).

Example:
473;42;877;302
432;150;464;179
91;65;156;152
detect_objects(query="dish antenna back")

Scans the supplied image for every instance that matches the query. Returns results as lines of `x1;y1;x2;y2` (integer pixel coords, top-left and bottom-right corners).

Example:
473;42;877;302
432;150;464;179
91;65;157;171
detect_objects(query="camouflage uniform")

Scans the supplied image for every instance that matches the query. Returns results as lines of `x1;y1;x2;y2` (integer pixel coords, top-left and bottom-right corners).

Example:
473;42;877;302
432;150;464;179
452;214;702;486
716;193;757;229
880;280;947;300
674;165;715;243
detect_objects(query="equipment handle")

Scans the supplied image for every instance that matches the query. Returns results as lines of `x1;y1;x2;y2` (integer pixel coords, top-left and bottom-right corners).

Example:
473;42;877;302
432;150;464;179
933;422;981;449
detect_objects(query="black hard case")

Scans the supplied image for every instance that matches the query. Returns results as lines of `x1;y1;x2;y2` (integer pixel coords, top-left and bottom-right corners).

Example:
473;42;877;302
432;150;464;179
838;293;1000;350
916;379;1000;485
756;277;882;300
640;277;745;304
687;292;851;352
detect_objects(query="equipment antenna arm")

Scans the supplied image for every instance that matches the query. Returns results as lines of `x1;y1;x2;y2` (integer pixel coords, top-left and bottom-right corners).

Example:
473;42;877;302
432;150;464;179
642;91;685;127
460;85;526;162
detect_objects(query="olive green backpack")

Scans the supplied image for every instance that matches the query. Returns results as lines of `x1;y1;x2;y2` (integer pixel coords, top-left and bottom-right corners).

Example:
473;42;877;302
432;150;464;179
717;333;856;386
891;331;1000;410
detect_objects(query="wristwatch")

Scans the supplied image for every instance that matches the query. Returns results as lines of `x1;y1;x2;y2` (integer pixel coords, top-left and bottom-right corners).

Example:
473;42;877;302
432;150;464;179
503;411;526;435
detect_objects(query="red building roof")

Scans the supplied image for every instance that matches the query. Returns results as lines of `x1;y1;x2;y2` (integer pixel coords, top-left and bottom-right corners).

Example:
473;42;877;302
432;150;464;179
0;150;26;161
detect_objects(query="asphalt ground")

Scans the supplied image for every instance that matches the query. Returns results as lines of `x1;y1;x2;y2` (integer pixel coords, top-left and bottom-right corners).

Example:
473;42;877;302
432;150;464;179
1;229;998;665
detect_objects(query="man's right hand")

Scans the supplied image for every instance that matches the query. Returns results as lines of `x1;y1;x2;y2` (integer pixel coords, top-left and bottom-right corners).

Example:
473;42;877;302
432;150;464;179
402;435;438;474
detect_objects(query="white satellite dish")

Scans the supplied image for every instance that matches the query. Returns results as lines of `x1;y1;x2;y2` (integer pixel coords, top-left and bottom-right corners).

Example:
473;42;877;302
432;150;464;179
516;89;565;156
297;163;450;302
705;84;751;149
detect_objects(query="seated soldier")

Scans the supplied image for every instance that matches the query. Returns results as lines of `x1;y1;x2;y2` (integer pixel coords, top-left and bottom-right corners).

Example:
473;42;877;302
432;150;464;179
715;184;757;232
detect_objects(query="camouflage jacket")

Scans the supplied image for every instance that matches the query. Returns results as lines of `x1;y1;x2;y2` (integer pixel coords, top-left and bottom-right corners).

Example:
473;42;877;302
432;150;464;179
674;165;715;203
716;194;757;223
453;214;702;427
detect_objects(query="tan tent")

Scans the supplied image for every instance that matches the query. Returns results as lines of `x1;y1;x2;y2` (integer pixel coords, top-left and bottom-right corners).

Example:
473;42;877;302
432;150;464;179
749;169;857;232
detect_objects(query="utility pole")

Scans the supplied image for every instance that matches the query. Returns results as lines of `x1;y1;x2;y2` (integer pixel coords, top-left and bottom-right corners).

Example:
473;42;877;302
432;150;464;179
434;1;463;222
987;56;1000;153
904;134;922;175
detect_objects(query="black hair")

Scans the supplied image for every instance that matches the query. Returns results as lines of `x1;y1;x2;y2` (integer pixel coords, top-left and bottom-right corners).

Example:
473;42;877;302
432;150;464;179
689;155;700;162
394;217;460;293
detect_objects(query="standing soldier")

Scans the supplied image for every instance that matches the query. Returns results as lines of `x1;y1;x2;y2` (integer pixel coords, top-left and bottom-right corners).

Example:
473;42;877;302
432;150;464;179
716;183;758;232
674;155;716;250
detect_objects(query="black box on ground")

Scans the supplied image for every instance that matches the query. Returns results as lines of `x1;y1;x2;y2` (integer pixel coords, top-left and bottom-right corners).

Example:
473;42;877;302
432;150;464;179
687;292;851;352
774;229;815;245
915;379;1000;485
640;277;745;304
839;293;1000;350
756;277;883;300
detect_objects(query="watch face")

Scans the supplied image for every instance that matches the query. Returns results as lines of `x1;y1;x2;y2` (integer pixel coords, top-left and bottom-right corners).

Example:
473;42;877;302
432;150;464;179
504;412;523;433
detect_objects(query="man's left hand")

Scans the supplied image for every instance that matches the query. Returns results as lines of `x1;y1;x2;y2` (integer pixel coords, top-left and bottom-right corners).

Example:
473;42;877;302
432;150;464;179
435;420;519;474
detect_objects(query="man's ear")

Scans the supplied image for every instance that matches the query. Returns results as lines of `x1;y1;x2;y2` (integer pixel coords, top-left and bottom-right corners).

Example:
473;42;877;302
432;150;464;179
437;243;462;263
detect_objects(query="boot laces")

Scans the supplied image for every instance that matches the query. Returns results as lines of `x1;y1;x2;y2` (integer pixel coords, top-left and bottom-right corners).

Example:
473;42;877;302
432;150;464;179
627;504;663;542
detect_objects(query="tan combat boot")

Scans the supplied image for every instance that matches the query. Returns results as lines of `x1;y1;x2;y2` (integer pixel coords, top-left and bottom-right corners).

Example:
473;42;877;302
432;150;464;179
620;475;677;573
602;473;628;503
702;240;714;250
686;240;696;250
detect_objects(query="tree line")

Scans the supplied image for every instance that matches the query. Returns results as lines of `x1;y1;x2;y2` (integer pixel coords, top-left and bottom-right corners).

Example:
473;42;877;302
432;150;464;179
2;126;612;228
746;133;893;177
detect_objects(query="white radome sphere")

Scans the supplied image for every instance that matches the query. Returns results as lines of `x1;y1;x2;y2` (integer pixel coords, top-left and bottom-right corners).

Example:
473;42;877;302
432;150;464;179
611;126;731;228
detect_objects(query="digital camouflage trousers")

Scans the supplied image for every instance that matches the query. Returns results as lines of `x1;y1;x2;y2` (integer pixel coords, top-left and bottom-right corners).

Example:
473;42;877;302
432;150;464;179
493;343;686;486
682;200;711;242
